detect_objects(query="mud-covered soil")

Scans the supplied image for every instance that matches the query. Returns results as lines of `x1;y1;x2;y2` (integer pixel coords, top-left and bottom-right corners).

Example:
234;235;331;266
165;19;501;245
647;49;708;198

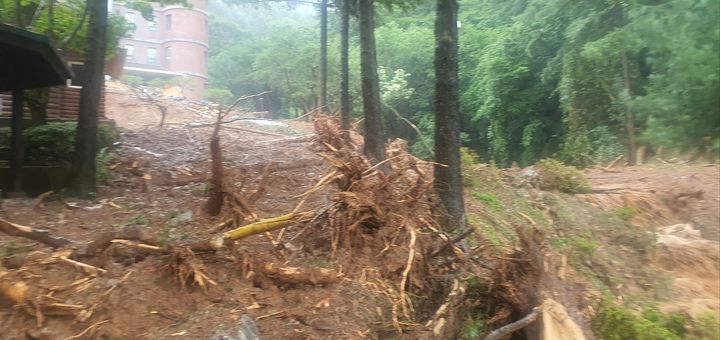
581;164;720;319
0;84;380;339
582;164;720;240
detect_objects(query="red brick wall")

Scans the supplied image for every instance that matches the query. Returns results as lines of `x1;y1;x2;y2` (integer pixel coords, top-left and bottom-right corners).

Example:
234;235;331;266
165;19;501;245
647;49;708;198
0;86;106;122
115;0;209;100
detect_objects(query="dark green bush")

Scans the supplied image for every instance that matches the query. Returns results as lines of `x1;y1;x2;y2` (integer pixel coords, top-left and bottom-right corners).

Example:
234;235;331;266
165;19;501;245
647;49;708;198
0;122;117;163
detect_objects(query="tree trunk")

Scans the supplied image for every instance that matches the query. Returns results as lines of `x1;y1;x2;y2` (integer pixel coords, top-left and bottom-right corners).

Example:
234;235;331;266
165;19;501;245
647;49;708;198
434;0;465;230
10;90;25;193
69;0;108;198
206;118;224;216
340;0;351;132
358;0;385;164
319;0;328;111
621;51;636;166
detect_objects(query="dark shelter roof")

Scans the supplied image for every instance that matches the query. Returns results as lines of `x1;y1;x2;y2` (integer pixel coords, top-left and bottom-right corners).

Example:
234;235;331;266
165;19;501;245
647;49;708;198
0;23;73;92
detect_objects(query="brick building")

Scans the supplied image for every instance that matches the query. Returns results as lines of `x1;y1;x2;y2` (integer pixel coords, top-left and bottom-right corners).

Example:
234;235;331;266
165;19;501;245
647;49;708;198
112;0;209;100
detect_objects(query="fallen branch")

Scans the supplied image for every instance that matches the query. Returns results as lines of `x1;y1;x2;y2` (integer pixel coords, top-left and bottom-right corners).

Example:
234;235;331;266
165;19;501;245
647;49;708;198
59;256;107;275
0;217;72;248
424;279;467;340
605;154;624;169
260;262;342;286
384;103;434;158
64;319;110;340
431;227;474;258
223;212;312;241
485;307;540;340
399;225;417;319
33;190;54;210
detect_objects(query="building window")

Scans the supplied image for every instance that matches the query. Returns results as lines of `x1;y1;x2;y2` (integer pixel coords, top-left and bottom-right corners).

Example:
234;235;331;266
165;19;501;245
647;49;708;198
149;16;157;31
165;14;172;29
124;11;135;24
165;47;172;66
148;48;157;64
125;44;134;61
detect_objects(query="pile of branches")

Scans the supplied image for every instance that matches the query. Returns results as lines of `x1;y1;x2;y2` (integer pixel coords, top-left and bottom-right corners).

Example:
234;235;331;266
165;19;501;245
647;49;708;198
288;116;464;334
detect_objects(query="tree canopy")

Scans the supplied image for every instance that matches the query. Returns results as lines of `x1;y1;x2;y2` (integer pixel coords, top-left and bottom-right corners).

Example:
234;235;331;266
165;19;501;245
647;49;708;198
204;0;720;166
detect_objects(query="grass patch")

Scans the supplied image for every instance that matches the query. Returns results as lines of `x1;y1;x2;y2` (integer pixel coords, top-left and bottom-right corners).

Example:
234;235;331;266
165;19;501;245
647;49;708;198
122;214;148;227
592;301;686;340
614;206;638;221
471;192;503;212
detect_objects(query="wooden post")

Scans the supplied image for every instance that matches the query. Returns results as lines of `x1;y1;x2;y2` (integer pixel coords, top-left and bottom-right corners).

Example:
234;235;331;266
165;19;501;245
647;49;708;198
10;89;25;193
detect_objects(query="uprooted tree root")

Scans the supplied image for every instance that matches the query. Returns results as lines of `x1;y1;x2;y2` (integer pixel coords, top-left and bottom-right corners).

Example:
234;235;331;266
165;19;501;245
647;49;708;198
284;116;478;335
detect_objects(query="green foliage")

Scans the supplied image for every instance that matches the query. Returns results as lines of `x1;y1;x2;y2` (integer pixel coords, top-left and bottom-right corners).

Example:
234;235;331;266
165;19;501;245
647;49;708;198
96;147;116;184
593;301;683;340
471;192;502;212
203;0;718;166
17;122;117;163
536;159;591;194
459;314;488;339
121;75;144;87
688;313;720;340
0;0;134;55
460;147;480;187
204;88;234;105
614;206;637;221
123;214;148;227
147;77;189;89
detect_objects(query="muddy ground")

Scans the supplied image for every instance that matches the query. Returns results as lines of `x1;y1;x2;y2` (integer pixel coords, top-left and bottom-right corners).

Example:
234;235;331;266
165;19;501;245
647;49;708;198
1;82;718;339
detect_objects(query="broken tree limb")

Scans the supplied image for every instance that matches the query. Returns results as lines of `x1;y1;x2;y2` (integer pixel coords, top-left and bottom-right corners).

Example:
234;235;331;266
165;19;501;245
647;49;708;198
384;103;434;158
0;217;72;248
59;256;107;275
431;227;474;258
260;262;342;285
485;307;540;340
605;154;624;169
423;279;467;340
223;212;312;241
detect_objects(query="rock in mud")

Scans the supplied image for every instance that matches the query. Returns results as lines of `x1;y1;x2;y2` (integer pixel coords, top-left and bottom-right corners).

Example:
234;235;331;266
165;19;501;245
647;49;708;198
209;315;261;340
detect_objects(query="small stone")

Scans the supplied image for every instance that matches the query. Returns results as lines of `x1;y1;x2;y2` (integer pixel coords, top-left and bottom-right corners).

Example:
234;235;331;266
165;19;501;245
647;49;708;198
310;318;333;331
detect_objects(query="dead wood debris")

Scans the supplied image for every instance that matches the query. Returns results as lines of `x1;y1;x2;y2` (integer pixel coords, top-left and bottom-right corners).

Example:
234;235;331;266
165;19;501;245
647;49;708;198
485;307;540;340
259;262;342;286
288;116;474;335
0;217;73;249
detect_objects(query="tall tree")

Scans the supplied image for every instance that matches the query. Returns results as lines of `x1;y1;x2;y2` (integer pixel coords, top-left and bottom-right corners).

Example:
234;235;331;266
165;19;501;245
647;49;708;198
319;0;328;110
433;0;464;229
69;0;108;197
358;0;385;163
340;0;351;131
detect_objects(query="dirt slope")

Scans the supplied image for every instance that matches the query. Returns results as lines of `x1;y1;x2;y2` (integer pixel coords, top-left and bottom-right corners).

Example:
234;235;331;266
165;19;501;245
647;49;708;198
581;164;720;319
